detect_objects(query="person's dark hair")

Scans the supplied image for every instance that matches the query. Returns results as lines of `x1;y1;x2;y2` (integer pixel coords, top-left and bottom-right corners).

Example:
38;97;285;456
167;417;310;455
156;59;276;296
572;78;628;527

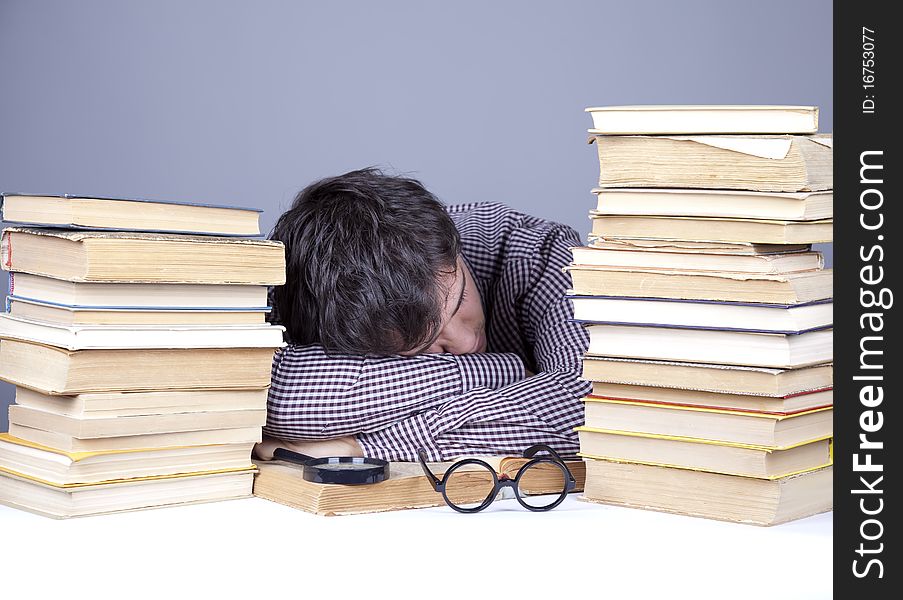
269;167;461;354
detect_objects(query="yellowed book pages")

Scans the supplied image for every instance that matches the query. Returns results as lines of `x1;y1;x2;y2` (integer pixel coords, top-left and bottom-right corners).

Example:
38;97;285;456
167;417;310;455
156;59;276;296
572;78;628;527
1;227;285;285
581;459;832;526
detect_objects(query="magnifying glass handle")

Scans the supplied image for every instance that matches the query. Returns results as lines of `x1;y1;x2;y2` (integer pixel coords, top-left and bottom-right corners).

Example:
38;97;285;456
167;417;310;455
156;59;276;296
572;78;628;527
273;448;317;465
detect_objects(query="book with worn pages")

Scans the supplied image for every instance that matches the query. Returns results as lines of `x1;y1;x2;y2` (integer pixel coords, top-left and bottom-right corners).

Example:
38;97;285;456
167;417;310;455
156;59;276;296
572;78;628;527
7;423;263;453
587;382;832;414
566;267;832;304
582;396;833;448
0;193;262;236
590;134;833;192
0;467;255;518
254;457;587;516
0;337;277;394
577;429;832;479
581;460;832;526
12;387;269;417
570;245;823;274
7;404;266;438
589;215;832;244
0;433;255;485
1;227;285;284
6;297;269;326
584;105;819;135
581;357;833;397
592;188;832;220
7;272;270;309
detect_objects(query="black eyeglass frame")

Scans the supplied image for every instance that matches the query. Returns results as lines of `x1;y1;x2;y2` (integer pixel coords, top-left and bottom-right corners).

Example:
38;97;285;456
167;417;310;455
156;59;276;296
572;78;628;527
417;444;577;513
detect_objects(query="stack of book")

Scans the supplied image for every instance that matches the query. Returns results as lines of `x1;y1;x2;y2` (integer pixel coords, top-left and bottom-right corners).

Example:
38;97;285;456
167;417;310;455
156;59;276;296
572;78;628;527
0;193;286;518
569;106;834;525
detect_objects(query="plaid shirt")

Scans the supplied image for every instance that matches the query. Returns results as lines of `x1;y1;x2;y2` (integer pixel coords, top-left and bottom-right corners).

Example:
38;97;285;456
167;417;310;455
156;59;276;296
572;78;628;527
264;202;590;461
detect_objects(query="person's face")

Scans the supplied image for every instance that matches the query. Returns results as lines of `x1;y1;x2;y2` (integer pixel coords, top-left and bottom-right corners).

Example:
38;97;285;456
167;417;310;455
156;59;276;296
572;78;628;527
404;256;487;355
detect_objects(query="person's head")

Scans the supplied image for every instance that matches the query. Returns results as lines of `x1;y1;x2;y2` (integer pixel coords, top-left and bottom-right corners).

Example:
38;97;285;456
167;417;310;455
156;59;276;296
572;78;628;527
270;167;486;356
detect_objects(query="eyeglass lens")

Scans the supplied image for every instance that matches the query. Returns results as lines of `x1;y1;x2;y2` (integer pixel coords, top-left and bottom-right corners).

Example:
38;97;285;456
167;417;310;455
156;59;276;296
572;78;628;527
516;459;568;510
443;462;497;511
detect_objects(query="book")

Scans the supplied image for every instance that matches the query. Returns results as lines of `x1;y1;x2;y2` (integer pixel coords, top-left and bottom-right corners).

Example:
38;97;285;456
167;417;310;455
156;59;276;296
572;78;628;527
581;460;832;526
0;468;255;519
253;456;587;516
588;382;833;413
582;396;833;447
8;404;267;438
0;193;262;236
581;357;834;397
591;134;833;192
584;324;832;368
577;429;832;479
8;423;263;452
569;296;833;334
592;188;833;220
587;238;812;255
0;314;285;350
570;245;824;274
584;105;819;135
6;297;269;326
0;433;255;485
0;338;277;394
13;387;268;418
589;215;833;244
1;227;286;285
566;267;833;304
7;272;270;309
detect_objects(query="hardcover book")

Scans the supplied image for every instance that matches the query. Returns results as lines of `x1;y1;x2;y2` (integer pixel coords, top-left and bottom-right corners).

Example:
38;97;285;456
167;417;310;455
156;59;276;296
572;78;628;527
577;429;832;479
1;192;262;236
589;214;833;244
0;338;277;394
7;272;270;309
590;134;833;192
566;267;833;304
0;467;255;519
587;382;833;414
581;460;832;526
580;357;833;397
569;296;833;335
1;227;286;285
584;323;832;368
582;396;833;448
0;314;286;350
591;188;832;221
0;433;255;485
584;105;819;135
569;245;823;274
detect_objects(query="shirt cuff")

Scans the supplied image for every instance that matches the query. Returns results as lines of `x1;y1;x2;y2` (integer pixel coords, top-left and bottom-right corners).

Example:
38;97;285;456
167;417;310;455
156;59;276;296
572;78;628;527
454;353;525;392
356;411;441;461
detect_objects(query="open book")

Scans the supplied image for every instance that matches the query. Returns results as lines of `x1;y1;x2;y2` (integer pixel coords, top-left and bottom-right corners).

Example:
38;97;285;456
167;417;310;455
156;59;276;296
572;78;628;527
253;456;586;516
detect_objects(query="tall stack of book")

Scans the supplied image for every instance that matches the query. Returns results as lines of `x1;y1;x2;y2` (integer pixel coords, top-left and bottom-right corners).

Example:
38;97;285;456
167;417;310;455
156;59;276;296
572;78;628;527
0;194;286;518
569;106;833;525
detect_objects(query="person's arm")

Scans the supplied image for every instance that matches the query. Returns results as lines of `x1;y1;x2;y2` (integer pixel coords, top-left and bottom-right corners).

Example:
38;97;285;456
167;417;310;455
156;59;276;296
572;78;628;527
356;225;591;461
263;345;525;440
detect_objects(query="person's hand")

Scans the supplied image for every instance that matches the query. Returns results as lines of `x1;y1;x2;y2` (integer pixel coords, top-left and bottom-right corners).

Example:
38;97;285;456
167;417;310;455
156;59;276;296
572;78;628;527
253;435;364;460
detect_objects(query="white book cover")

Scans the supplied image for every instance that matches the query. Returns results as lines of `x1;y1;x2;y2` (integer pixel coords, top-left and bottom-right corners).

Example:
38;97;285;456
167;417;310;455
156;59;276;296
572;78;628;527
0;314;285;350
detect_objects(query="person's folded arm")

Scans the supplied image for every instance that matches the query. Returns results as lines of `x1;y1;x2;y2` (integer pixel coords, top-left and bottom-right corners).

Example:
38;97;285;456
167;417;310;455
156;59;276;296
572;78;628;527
262;345;525;440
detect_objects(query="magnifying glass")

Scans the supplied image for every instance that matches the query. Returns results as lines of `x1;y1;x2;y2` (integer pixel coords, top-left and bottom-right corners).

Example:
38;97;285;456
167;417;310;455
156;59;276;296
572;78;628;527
272;448;390;485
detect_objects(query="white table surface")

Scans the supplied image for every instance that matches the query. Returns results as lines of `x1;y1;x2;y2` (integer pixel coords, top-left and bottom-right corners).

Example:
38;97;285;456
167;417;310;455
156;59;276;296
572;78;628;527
0;494;832;600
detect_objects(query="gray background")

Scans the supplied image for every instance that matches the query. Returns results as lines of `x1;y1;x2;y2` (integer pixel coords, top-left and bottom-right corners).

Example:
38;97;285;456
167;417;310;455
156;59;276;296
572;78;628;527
0;0;833;429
